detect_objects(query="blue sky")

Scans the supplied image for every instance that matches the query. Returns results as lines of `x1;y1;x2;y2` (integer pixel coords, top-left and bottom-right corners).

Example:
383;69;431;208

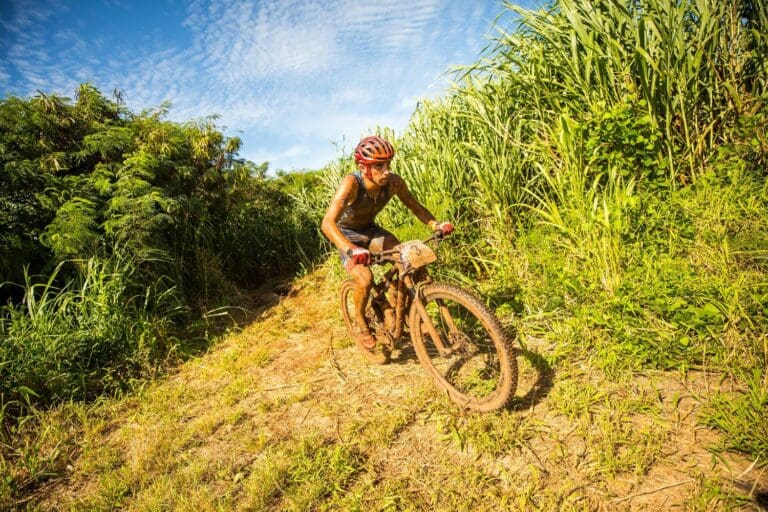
1;0;534;172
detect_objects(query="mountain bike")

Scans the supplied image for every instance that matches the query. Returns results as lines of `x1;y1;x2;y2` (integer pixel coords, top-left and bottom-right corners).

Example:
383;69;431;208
339;233;518;412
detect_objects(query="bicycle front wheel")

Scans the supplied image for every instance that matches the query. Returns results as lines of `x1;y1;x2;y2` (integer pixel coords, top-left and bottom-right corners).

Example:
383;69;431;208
410;283;517;412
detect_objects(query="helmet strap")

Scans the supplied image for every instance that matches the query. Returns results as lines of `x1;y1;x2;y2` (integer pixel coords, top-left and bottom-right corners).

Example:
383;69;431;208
359;163;373;180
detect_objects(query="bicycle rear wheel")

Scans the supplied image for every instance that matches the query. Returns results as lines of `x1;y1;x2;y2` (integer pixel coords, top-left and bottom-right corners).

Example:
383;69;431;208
339;280;389;364
409;283;517;411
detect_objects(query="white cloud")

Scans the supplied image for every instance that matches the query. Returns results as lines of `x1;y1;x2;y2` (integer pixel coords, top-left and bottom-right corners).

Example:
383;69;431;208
242;143;317;169
326;86;372;106
2;0;510;170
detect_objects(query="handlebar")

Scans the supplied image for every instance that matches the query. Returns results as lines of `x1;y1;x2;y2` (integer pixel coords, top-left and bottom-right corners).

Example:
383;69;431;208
368;231;445;264
344;232;447;266
375;231;442;255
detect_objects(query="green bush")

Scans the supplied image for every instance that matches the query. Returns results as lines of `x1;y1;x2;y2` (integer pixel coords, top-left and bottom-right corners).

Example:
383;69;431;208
0;85;325;426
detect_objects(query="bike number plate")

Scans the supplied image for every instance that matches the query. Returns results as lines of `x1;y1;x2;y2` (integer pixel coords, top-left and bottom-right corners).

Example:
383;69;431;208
397;240;437;268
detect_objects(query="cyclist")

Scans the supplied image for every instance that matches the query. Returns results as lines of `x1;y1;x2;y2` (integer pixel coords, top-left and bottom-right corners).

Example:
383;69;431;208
321;135;453;351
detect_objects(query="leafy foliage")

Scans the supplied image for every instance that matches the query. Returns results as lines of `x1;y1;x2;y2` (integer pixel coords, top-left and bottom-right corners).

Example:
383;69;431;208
0;84;323;425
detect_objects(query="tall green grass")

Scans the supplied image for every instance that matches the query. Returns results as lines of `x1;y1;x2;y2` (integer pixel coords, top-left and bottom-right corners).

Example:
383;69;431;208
489;0;767;184
0;251;189;502
300;0;768;464
0;253;184;423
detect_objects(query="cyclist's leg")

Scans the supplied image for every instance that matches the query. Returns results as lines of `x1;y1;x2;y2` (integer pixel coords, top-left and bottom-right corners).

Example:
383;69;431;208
369;228;400;329
349;264;373;321
368;233;399;252
337;226;378;348
348;264;375;348
338;224;397;348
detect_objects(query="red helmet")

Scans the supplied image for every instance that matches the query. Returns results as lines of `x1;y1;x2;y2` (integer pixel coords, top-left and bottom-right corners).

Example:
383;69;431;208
354;136;395;165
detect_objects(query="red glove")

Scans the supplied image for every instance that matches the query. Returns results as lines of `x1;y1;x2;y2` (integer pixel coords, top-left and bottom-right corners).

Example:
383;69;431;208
437;222;454;235
429;221;454;236
346;246;371;266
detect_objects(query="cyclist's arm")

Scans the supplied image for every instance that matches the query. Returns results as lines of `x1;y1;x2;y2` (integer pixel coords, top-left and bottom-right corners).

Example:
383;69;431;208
391;175;437;227
321;175;358;252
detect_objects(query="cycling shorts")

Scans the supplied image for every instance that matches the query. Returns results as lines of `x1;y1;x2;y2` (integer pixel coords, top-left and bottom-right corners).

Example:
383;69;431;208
337;223;395;271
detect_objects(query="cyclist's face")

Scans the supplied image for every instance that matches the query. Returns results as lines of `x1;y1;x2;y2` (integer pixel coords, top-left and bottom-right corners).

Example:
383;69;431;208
365;161;391;185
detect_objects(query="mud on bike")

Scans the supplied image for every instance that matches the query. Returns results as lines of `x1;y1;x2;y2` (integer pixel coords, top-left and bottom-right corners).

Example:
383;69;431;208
339;233;518;412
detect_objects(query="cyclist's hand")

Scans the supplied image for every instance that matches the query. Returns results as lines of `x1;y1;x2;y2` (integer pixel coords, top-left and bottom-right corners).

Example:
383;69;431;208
346;245;371;266
430;221;454;236
437;222;454;235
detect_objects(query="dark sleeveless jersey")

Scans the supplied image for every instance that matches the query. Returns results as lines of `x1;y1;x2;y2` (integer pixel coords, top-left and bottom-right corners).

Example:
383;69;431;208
336;171;395;230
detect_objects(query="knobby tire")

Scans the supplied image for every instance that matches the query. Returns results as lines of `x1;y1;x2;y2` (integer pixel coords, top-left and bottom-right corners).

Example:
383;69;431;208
409;282;517;412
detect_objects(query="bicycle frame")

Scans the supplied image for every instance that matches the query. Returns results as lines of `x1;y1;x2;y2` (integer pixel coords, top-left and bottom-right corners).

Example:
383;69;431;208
368;233;453;355
341;232;518;410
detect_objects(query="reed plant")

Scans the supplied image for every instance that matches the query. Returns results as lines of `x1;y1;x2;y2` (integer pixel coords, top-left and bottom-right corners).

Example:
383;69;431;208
299;0;768;465
490;0;767;184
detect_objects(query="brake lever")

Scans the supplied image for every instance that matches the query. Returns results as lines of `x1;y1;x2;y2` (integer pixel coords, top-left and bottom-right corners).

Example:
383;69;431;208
428;231;445;243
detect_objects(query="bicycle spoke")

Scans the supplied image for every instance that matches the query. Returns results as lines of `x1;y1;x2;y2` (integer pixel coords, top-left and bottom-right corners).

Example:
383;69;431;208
425;300;501;396
411;283;517;411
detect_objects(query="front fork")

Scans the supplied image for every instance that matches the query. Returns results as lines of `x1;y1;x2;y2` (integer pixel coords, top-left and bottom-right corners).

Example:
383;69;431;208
406;275;459;357
374;265;422;341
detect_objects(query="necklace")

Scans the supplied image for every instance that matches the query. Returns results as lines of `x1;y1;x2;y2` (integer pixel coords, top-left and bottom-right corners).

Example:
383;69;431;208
366;184;384;202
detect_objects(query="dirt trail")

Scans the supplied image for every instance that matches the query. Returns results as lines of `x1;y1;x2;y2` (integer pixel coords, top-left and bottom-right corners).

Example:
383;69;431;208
40;266;767;510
